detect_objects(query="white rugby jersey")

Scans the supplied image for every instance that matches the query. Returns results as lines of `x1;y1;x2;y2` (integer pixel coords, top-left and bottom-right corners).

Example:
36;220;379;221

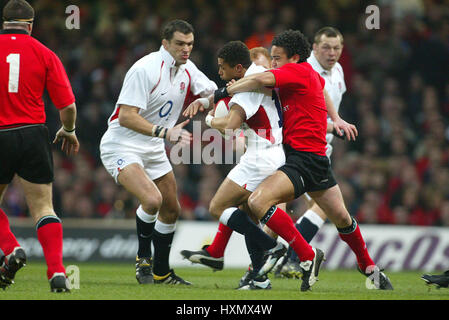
228;63;283;150
307;52;346;144
105;46;217;148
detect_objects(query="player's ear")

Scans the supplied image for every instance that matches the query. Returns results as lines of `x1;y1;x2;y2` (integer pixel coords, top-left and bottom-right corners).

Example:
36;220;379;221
162;39;169;49
292;54;301;63
312;42;318;52
235;64;244;74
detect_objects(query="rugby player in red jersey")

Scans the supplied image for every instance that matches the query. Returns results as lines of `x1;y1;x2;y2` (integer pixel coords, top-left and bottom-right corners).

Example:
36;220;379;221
0;0;79;292
223;29;393;290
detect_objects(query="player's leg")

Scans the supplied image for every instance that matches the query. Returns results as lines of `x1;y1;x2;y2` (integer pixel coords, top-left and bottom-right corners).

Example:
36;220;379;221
248;171;316;263
285;196;326;265
309;184;393;289
0;183;25;289
18;178;69;291
151;171;190;284
0;184;21;258
297;197;327;242
181;178;250;270
117;163;162;284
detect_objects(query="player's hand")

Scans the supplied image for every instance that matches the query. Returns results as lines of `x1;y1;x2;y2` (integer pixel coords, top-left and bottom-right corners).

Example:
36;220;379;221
226;79;236;87
332;117;358;141
53;127;80;156
183;99;206;119
166;119;192;146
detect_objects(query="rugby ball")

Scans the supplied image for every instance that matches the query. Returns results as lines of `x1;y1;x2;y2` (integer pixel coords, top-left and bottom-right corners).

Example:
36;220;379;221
214;97;231;139
214;97;231;118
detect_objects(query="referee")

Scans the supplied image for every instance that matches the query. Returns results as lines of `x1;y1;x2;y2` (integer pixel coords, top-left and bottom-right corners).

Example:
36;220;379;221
0;0;78;292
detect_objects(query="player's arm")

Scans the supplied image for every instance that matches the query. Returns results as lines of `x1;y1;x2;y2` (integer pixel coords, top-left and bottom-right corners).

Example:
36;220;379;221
206;105;246;135
225;71;275;97
118;104;191;145
182;94;214;118
323;88;358;141
53;103;80;156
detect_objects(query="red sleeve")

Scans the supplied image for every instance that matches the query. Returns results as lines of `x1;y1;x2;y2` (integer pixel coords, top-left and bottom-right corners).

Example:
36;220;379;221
318;73;325;89
268;63;309;93
45;50;75;109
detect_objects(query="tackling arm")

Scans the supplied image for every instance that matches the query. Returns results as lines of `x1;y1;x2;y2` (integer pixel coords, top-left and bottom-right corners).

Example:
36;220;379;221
226;71;276;96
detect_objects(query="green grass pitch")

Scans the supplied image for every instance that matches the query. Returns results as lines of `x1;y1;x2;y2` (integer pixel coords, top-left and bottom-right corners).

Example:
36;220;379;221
1;261;448;300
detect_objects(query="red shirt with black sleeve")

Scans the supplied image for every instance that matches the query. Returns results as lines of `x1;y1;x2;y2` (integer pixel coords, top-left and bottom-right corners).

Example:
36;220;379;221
268;62;327;156
0;29;75;129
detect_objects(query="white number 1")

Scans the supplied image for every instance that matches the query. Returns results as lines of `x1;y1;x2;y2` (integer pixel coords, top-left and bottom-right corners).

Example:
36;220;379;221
6;53;20;93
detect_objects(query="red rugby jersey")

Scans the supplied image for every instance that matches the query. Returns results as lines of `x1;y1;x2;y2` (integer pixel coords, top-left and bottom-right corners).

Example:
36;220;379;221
0;29;75;129
269;62;327;156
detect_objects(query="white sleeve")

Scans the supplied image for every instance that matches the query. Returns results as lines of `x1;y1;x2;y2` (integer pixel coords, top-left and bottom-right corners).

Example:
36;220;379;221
229;91;264;120
338;63;347;94
116;66;151;110
186;60;217;97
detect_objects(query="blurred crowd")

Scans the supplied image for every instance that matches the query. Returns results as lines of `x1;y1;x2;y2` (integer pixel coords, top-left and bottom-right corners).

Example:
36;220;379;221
2;0;449;226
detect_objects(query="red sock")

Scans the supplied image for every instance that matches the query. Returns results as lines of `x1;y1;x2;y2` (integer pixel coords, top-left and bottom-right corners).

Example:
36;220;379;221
36;216;65;279
205;223;233;258
265;207;315;261
339;223;375;272
0;209;20;256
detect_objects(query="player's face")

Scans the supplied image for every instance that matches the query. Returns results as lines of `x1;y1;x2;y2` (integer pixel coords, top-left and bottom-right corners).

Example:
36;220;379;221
313;35;343;70
252;54;271;69
163;31;194;66
217;58;240;81
270;46;298;68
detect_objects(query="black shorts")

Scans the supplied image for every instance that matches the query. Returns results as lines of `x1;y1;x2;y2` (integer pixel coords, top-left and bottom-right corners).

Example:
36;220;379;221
278;144;337;198
0;125;54;184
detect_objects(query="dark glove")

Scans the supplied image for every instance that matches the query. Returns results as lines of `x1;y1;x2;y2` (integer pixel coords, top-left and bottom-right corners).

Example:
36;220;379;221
214;87;229;104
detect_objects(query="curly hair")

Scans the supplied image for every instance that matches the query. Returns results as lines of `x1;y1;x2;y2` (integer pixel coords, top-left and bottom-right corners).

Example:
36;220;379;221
217;41;252;69
272;29;311;63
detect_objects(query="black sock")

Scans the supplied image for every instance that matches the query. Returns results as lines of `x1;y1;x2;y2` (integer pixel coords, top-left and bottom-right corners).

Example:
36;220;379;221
152;230;174;276
226;209;277;251
245;235;265;274
136;215;155;258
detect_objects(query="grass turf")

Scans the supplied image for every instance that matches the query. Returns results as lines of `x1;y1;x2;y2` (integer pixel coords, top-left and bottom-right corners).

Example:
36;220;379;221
1;261;448;300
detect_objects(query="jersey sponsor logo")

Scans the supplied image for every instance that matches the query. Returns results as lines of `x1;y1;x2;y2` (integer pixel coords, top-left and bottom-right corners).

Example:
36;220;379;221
159;100;173;118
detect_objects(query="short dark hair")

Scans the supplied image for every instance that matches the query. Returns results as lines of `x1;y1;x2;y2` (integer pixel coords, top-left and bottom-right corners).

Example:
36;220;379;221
314;27;344;44
217;41;252;69
161;19;194;41
2;0;34;22
272;29;311;63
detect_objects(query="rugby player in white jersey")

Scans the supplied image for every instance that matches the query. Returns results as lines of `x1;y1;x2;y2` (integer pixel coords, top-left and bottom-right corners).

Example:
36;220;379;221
277;27;350;277
181;41;289;290
99;20;217;285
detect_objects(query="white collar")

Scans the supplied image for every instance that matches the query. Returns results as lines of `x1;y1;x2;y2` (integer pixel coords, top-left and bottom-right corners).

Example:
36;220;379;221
160;45;177;69
309;52;332;76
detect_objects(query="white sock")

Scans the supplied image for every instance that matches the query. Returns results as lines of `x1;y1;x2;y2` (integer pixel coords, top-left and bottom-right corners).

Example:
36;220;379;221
154;220;176;234
296;209;325;228
136;205;158;223
219;207;237;226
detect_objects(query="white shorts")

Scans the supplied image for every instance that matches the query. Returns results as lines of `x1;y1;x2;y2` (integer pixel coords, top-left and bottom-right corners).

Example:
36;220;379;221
100;130;172;184
227;144;285;192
